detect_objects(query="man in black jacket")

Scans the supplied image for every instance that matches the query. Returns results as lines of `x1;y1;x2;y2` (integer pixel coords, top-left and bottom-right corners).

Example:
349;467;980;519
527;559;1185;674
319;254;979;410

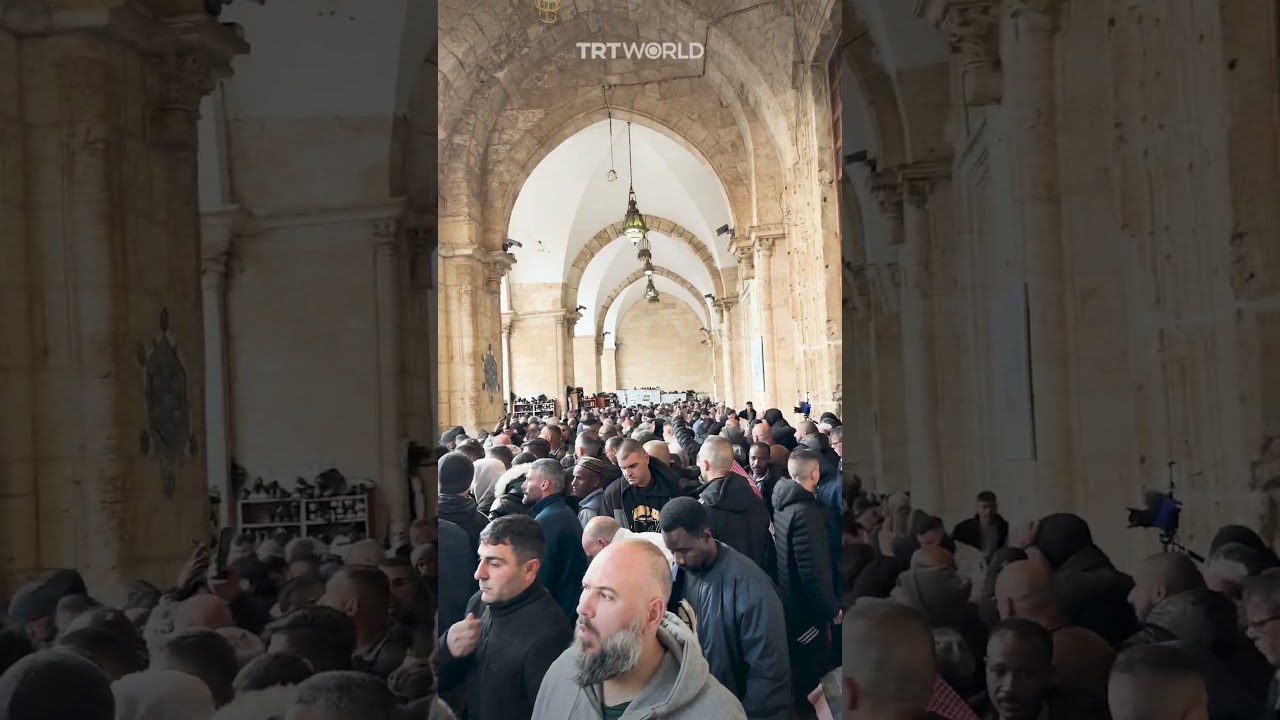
436;519;477;633
661;497;791;720
952;490;1009;558
773;450;839;719
695;436;775;581
437;515;573;720
438;452;489;553
522;459;589;620
749;442;784;517
598;438;692;533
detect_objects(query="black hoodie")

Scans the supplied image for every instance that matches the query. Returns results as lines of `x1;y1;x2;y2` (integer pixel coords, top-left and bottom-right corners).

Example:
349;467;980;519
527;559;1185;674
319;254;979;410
598;456;695;533
698;473;776;581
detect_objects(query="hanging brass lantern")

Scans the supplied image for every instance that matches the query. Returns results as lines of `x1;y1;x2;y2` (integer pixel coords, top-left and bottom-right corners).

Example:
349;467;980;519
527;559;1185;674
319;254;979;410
622;191;648;241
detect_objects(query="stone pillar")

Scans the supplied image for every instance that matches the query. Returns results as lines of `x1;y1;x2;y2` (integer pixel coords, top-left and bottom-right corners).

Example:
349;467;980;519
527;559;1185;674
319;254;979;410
918;0;1002;106
560;311;581;395
593;334;605;394
749;226;784;406
200;206;242;530
501;314;514;412
438;246;513;433
1;7;246;593
1006;0;1075;509
714;298;739;405
373;221;409;527
898;166;952;511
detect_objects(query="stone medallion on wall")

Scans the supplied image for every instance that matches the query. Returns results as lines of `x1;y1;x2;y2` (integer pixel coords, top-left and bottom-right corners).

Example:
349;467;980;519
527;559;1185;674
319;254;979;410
482;344;499;403
136;308;199;499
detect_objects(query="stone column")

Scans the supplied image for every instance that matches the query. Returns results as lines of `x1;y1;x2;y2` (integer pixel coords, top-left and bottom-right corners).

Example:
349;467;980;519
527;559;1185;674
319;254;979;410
1006;0;1075;509
438;246;513;433
593;334;605;394
714;299;739;405
2;7;246;592
200;206;242;530
372;220;409;526
501;314;514;412
898;167;950;511
750;226;784;405
561;311;581;396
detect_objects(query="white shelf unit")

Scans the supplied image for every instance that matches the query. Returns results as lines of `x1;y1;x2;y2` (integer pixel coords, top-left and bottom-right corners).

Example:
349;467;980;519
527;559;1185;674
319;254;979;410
235;492;372;543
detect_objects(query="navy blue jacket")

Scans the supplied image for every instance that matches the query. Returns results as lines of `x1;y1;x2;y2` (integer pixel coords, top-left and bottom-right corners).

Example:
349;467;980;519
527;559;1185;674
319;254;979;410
531;494;588;619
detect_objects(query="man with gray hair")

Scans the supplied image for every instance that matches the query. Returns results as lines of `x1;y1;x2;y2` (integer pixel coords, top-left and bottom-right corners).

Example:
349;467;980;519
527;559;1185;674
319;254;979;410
523;457;589;619
843;600;937;720
694;435;775;580
284;670;399;720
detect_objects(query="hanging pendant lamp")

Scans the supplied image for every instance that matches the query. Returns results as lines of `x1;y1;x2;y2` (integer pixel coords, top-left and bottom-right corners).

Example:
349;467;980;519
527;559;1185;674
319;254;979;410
645;277;660;302
621;121;649;241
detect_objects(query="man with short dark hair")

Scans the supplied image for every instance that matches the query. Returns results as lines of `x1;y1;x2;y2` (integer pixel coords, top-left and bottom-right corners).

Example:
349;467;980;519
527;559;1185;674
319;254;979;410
153;628;240;707
438;515;573;720
285;670;400;720
264;606;358;673
748;441;784;517
1108;644;1209;720
320;565;406;678
773;449;839;719
952;491;1008;558
600;438;691;533
523;458;589;619
661;497;790;720
972;618;1108;719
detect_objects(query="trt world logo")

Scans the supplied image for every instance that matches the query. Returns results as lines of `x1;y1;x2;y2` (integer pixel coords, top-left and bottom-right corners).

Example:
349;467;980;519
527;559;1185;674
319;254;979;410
576;42;706;60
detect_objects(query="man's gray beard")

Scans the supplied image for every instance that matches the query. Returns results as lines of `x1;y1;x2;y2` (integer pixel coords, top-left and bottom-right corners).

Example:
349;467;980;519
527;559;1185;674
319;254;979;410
571;619;645;686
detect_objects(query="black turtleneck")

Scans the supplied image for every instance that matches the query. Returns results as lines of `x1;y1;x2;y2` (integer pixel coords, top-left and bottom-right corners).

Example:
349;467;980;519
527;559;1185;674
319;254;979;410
437;580;573;720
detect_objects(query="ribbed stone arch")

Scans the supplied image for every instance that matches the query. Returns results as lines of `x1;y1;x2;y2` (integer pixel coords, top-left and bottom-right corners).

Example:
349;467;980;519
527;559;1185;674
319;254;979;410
841;0;909;168
597;268;708;339
565;216;725;309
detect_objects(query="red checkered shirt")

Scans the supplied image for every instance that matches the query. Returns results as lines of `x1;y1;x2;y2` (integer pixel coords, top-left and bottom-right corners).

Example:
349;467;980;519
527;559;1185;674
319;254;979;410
927;675;978;720
731;460;762;498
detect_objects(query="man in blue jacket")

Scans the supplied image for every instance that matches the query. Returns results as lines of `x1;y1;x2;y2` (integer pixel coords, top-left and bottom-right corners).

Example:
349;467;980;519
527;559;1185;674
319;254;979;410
522;458;588;618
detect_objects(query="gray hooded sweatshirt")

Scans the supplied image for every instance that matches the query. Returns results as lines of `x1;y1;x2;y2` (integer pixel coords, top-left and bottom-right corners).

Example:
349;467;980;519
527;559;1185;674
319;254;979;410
531;613;746;720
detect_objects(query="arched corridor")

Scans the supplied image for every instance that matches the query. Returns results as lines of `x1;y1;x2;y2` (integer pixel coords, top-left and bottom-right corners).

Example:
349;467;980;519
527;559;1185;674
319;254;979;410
437;0;844;433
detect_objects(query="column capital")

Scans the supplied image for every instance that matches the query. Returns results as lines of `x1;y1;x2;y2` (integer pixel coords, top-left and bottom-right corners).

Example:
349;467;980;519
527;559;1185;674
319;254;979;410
713;297;739;313
916;0;1002;105
148;17;250;150
483;250;515;286
727;235;755;280
897;161;952;208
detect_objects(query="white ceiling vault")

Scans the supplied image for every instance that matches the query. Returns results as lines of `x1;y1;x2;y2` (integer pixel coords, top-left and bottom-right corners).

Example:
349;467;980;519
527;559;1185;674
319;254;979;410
604;275;710;345
506;119;733;339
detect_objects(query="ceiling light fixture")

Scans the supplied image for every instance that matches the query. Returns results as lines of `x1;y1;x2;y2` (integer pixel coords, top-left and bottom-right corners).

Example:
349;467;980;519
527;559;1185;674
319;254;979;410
621;121;649;242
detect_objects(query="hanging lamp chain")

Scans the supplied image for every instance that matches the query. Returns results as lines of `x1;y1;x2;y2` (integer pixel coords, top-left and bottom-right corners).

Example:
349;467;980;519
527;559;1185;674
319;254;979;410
627;121;634;193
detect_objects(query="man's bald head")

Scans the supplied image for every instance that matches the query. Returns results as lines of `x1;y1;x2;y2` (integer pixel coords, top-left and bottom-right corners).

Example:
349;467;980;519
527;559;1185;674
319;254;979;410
643;440;671;465
752;422;773;444
844;600;936;717
582;516;622;559
173;594;233;631
696;436;734;476
1131;552;1206;621
1108;644;1209;720
994;559;1057;620
595;538;673;605
912;545;955;571
798;420;819;437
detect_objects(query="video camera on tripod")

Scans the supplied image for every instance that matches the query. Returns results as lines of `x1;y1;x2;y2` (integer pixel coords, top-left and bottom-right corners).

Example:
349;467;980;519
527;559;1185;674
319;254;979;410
1126;462;1203;562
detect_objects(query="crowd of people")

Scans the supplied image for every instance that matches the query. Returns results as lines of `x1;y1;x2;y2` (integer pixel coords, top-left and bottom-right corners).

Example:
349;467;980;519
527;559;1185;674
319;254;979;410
0;521;444;718
840;478;1280;720
435;400;845;719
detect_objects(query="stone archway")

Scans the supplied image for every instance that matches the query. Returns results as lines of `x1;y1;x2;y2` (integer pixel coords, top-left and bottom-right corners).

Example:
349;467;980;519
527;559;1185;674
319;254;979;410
597;267;709;338
564;216;726;309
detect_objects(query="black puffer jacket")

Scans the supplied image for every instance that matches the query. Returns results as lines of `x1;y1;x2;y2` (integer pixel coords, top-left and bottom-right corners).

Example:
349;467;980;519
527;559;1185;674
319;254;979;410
772;478;838;628
1126;590;1271;718
677;543;791;720
698;473;776;581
